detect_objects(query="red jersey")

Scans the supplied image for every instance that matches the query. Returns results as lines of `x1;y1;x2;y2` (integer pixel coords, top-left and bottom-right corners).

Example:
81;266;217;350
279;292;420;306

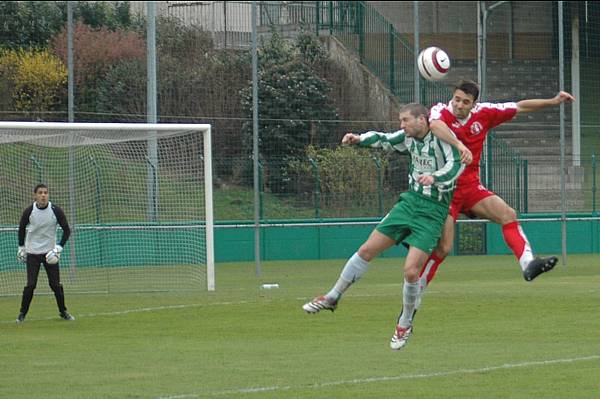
429;101;517;185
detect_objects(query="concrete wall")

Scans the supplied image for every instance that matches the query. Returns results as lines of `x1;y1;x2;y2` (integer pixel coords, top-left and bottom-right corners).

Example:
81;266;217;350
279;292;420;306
324;36;402;121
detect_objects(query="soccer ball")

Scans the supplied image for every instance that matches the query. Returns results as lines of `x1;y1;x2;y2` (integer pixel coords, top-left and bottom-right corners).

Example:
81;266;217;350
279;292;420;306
45;249;60;265
417;47;450;81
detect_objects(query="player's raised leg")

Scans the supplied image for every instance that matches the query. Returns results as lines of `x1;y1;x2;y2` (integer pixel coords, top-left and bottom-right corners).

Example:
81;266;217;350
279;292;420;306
471;195;557;281
303;230;395;313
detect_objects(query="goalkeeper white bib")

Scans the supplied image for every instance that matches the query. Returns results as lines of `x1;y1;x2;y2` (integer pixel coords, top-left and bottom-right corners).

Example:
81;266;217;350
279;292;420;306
25;202;59;255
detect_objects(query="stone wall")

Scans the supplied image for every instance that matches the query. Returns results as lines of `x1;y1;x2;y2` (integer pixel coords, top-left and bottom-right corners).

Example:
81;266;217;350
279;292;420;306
324;35;402;122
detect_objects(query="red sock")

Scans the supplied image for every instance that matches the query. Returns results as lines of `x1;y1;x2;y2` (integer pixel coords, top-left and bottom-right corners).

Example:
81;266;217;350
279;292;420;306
419;253;445;285
502;221;529;260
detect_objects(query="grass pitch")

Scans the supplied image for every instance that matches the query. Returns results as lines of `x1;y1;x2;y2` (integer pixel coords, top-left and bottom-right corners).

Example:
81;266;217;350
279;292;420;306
1;254;599;398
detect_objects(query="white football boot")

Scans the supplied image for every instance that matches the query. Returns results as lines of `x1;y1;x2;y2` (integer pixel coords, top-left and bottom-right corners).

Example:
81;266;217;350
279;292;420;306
390;324;413;350
302;295;337;313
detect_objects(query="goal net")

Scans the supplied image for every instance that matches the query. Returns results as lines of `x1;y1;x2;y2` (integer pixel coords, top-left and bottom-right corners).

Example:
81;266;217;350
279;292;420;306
0;122;214;295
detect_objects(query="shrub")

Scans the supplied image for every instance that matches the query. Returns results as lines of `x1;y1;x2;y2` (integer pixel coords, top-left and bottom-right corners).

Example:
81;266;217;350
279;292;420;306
240;31;339;192
49;22;145;113
0;1;65;50
96;59;146;118
286;145;390;217
0;48;67;114
0;1;137;51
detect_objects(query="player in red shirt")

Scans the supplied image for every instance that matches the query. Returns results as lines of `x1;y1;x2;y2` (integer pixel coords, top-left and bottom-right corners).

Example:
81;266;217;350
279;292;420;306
419;80;575;293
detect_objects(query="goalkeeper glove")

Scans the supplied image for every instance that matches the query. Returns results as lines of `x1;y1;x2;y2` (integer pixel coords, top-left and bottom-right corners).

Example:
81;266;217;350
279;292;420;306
17;246;26;263
45;245;63;265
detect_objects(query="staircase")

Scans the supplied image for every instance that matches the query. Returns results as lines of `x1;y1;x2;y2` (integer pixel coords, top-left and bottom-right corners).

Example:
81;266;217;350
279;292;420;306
448;59;584;213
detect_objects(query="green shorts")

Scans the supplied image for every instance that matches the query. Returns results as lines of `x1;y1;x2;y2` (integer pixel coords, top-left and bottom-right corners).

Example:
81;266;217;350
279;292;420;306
375;191;449;254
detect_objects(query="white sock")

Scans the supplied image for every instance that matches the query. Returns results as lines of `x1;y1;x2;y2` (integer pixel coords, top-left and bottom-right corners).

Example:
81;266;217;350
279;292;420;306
325;253;370;301
519;246;534;271
397;279;419;328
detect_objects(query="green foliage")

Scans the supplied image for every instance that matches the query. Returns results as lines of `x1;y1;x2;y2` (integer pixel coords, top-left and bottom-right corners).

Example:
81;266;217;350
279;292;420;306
49;22;146;115
0;48;67;115
94;17;251;183
96;59;146;118
0;50;18;112
156;15;214;58
0;1;65;50
0;1;142;117
240;31;339;192
77;1;136;31
93;14;220;120
295;28;329;66
0;1;138;51
287;145;388;216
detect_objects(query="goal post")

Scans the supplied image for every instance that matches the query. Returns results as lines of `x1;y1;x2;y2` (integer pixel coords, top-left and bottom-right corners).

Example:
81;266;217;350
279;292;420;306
0;122;214;294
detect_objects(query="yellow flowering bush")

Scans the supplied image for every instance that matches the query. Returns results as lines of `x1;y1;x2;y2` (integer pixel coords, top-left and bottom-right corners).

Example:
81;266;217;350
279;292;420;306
0;48;67;113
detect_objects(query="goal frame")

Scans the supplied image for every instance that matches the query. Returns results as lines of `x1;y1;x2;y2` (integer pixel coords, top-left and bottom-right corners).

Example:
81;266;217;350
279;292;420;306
0;121;215;291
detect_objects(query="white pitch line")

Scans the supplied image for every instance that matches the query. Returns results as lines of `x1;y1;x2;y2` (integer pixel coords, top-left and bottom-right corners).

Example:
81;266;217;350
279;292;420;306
158;354;600;399
0;289;450;325
3;292;426;324
0;293;359;324
1;300;252;324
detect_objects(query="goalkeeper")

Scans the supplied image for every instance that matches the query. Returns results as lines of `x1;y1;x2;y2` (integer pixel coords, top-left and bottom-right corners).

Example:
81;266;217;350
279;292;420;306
16;184;74;323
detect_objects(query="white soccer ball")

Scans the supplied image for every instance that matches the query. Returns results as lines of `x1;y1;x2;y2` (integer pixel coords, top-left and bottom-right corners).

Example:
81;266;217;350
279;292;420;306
417;47;451;81
45;250;60;265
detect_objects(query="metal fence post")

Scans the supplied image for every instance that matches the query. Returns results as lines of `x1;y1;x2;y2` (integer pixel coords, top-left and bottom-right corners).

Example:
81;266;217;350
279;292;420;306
258;161;264;220
30;155;43;184
308;157;321;219
389;23;395;95
315;1;320;35
357;2;364;63
145;157;157;222
523;159;528;213
89;156;102;224
515;156;520;213
593;154;597;214
328;1;333;34
372;156;384;216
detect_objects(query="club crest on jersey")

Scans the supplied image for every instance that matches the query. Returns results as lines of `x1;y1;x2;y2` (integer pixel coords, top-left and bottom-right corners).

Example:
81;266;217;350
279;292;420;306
470;121;483;135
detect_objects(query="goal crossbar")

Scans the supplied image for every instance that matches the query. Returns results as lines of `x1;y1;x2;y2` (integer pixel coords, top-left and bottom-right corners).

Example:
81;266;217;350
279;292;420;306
0;121;212;131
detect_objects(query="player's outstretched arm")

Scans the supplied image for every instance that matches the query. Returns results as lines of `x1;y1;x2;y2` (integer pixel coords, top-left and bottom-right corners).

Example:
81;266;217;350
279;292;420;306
430;120;473;165
350;130;407;152
516;91;575;114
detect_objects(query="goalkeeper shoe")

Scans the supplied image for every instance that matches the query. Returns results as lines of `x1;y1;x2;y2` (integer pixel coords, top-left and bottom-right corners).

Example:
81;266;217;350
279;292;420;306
16;313;26;324
523;256;558;282
302;295;337;313
59;311;75;321
390;324;413;350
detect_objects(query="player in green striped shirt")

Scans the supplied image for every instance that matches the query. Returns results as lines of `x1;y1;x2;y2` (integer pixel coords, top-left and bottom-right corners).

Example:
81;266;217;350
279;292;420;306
302;103;465;350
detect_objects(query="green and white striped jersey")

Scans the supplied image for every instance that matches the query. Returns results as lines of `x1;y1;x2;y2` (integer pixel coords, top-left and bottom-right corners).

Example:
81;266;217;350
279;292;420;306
359;129;465;206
